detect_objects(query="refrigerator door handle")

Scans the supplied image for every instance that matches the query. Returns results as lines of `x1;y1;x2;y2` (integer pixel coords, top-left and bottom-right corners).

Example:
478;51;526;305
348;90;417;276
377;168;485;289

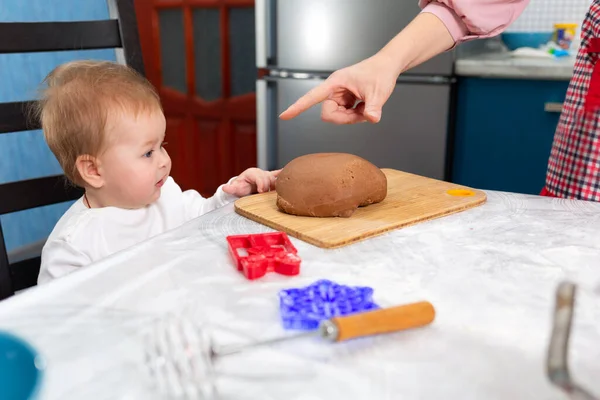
256;79;269;170
255;0;270;68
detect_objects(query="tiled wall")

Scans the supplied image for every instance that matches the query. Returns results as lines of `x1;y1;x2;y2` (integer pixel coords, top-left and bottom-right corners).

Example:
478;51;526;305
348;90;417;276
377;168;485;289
0;0;116;252
507;0;591;34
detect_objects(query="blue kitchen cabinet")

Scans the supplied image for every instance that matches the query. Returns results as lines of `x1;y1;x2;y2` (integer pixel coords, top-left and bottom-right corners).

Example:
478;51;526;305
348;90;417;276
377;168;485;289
452;77;569;195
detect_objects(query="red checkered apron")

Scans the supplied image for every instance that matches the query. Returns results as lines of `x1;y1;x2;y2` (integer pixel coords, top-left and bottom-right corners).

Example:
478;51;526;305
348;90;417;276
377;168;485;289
544;1;600;201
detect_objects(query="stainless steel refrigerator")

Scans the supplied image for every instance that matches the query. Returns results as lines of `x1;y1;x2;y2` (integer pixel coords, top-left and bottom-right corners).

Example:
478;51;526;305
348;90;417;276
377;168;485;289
255;0;455;180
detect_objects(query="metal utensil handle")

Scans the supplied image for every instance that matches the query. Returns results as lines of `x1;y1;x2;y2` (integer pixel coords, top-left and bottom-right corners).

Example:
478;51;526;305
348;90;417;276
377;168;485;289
544;102;564;113
212;330;316;358
547;281;598;400
328;301;435;342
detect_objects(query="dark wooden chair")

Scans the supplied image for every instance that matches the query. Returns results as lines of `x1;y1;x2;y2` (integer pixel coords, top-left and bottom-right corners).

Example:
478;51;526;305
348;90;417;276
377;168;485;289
0;0;145;300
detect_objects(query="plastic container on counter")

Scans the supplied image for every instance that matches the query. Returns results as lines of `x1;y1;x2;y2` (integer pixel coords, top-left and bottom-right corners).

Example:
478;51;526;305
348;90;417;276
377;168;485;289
553;23;578;50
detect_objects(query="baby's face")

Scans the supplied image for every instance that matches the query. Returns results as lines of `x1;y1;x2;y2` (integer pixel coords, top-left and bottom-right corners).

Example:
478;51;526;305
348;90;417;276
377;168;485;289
98;109;171;208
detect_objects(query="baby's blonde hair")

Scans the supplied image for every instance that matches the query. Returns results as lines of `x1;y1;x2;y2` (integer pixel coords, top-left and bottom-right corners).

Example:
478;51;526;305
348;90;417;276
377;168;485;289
34;60;162;186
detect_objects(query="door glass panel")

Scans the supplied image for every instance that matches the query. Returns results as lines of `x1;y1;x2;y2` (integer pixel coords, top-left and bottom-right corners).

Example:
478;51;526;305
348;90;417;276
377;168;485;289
158;9;187;93
192;8;221;101
229;8;256;96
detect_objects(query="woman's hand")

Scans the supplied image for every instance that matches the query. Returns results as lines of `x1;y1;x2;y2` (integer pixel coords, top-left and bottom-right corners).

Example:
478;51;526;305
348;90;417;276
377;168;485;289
279;53;398;124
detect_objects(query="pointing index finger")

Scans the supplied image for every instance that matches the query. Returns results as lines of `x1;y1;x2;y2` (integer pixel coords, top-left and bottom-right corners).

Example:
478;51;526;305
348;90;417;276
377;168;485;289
279;82;332;120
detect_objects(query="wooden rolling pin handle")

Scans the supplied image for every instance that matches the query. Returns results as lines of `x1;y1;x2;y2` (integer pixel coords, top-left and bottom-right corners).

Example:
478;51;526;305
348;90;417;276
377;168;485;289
330;301;435;342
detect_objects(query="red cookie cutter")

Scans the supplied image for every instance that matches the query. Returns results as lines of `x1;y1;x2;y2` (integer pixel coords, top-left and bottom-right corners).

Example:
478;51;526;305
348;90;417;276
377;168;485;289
226;232;301;280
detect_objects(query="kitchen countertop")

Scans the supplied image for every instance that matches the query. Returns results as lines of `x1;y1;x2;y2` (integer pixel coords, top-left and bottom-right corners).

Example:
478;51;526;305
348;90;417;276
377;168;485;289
1;191;600;399
455;51;576;80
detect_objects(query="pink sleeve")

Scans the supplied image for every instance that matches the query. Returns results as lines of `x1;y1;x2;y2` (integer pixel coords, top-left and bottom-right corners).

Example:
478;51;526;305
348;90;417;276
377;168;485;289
418;0;530;44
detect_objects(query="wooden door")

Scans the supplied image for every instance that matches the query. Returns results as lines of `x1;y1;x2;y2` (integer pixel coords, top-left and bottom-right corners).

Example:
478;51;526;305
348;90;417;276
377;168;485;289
135;0;257;197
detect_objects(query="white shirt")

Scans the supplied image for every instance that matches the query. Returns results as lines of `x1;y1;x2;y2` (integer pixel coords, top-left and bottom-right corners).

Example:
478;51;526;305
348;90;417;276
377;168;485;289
38;177;238;284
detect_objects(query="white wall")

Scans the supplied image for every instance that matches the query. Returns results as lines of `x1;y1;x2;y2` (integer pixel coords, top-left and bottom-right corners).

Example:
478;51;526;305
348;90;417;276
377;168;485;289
507;0;591;35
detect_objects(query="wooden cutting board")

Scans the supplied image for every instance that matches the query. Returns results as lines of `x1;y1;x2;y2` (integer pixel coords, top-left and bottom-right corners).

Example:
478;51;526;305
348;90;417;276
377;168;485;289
234;168;486;249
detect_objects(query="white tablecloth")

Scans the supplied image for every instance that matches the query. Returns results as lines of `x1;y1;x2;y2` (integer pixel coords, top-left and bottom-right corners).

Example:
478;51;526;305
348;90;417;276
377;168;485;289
1;191;600;400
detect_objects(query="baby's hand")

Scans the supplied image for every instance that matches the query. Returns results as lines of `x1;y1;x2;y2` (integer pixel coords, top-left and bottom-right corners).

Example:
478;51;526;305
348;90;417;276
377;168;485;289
222;168;281;197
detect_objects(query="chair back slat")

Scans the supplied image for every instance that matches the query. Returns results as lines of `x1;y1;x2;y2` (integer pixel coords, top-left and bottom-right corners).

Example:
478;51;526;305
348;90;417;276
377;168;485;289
10;257;42;292
0;21;121;53
0;175;83;216
0;101;39;134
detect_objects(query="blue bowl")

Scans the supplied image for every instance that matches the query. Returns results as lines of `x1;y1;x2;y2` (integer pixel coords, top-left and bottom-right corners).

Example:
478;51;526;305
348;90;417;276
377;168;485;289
0;331;44;400
501;32;553;50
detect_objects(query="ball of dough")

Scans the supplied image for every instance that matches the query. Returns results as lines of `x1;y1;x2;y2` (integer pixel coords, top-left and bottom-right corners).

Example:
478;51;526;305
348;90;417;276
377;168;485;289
275;153;387;218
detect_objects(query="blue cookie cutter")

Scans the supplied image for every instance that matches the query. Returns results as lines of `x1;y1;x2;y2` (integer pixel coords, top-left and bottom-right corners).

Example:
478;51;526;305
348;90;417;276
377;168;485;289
278;279;379;330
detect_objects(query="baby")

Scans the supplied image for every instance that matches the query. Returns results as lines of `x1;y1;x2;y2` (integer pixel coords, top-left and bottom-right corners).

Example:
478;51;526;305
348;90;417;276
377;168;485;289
37;60;278;284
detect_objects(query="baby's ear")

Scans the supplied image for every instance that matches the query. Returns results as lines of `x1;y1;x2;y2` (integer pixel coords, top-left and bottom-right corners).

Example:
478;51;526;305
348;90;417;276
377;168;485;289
75;155;103;189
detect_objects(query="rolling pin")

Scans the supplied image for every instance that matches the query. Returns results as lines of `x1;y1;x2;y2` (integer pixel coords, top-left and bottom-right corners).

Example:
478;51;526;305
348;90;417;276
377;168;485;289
212;301;435;358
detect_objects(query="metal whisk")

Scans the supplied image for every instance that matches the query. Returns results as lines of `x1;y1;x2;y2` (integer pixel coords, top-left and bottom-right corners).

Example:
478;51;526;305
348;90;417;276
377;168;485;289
144;301;435;399
145;314;217;399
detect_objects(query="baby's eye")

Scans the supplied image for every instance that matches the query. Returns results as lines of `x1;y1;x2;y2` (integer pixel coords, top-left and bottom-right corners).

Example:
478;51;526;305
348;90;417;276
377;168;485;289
144;150;154;158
